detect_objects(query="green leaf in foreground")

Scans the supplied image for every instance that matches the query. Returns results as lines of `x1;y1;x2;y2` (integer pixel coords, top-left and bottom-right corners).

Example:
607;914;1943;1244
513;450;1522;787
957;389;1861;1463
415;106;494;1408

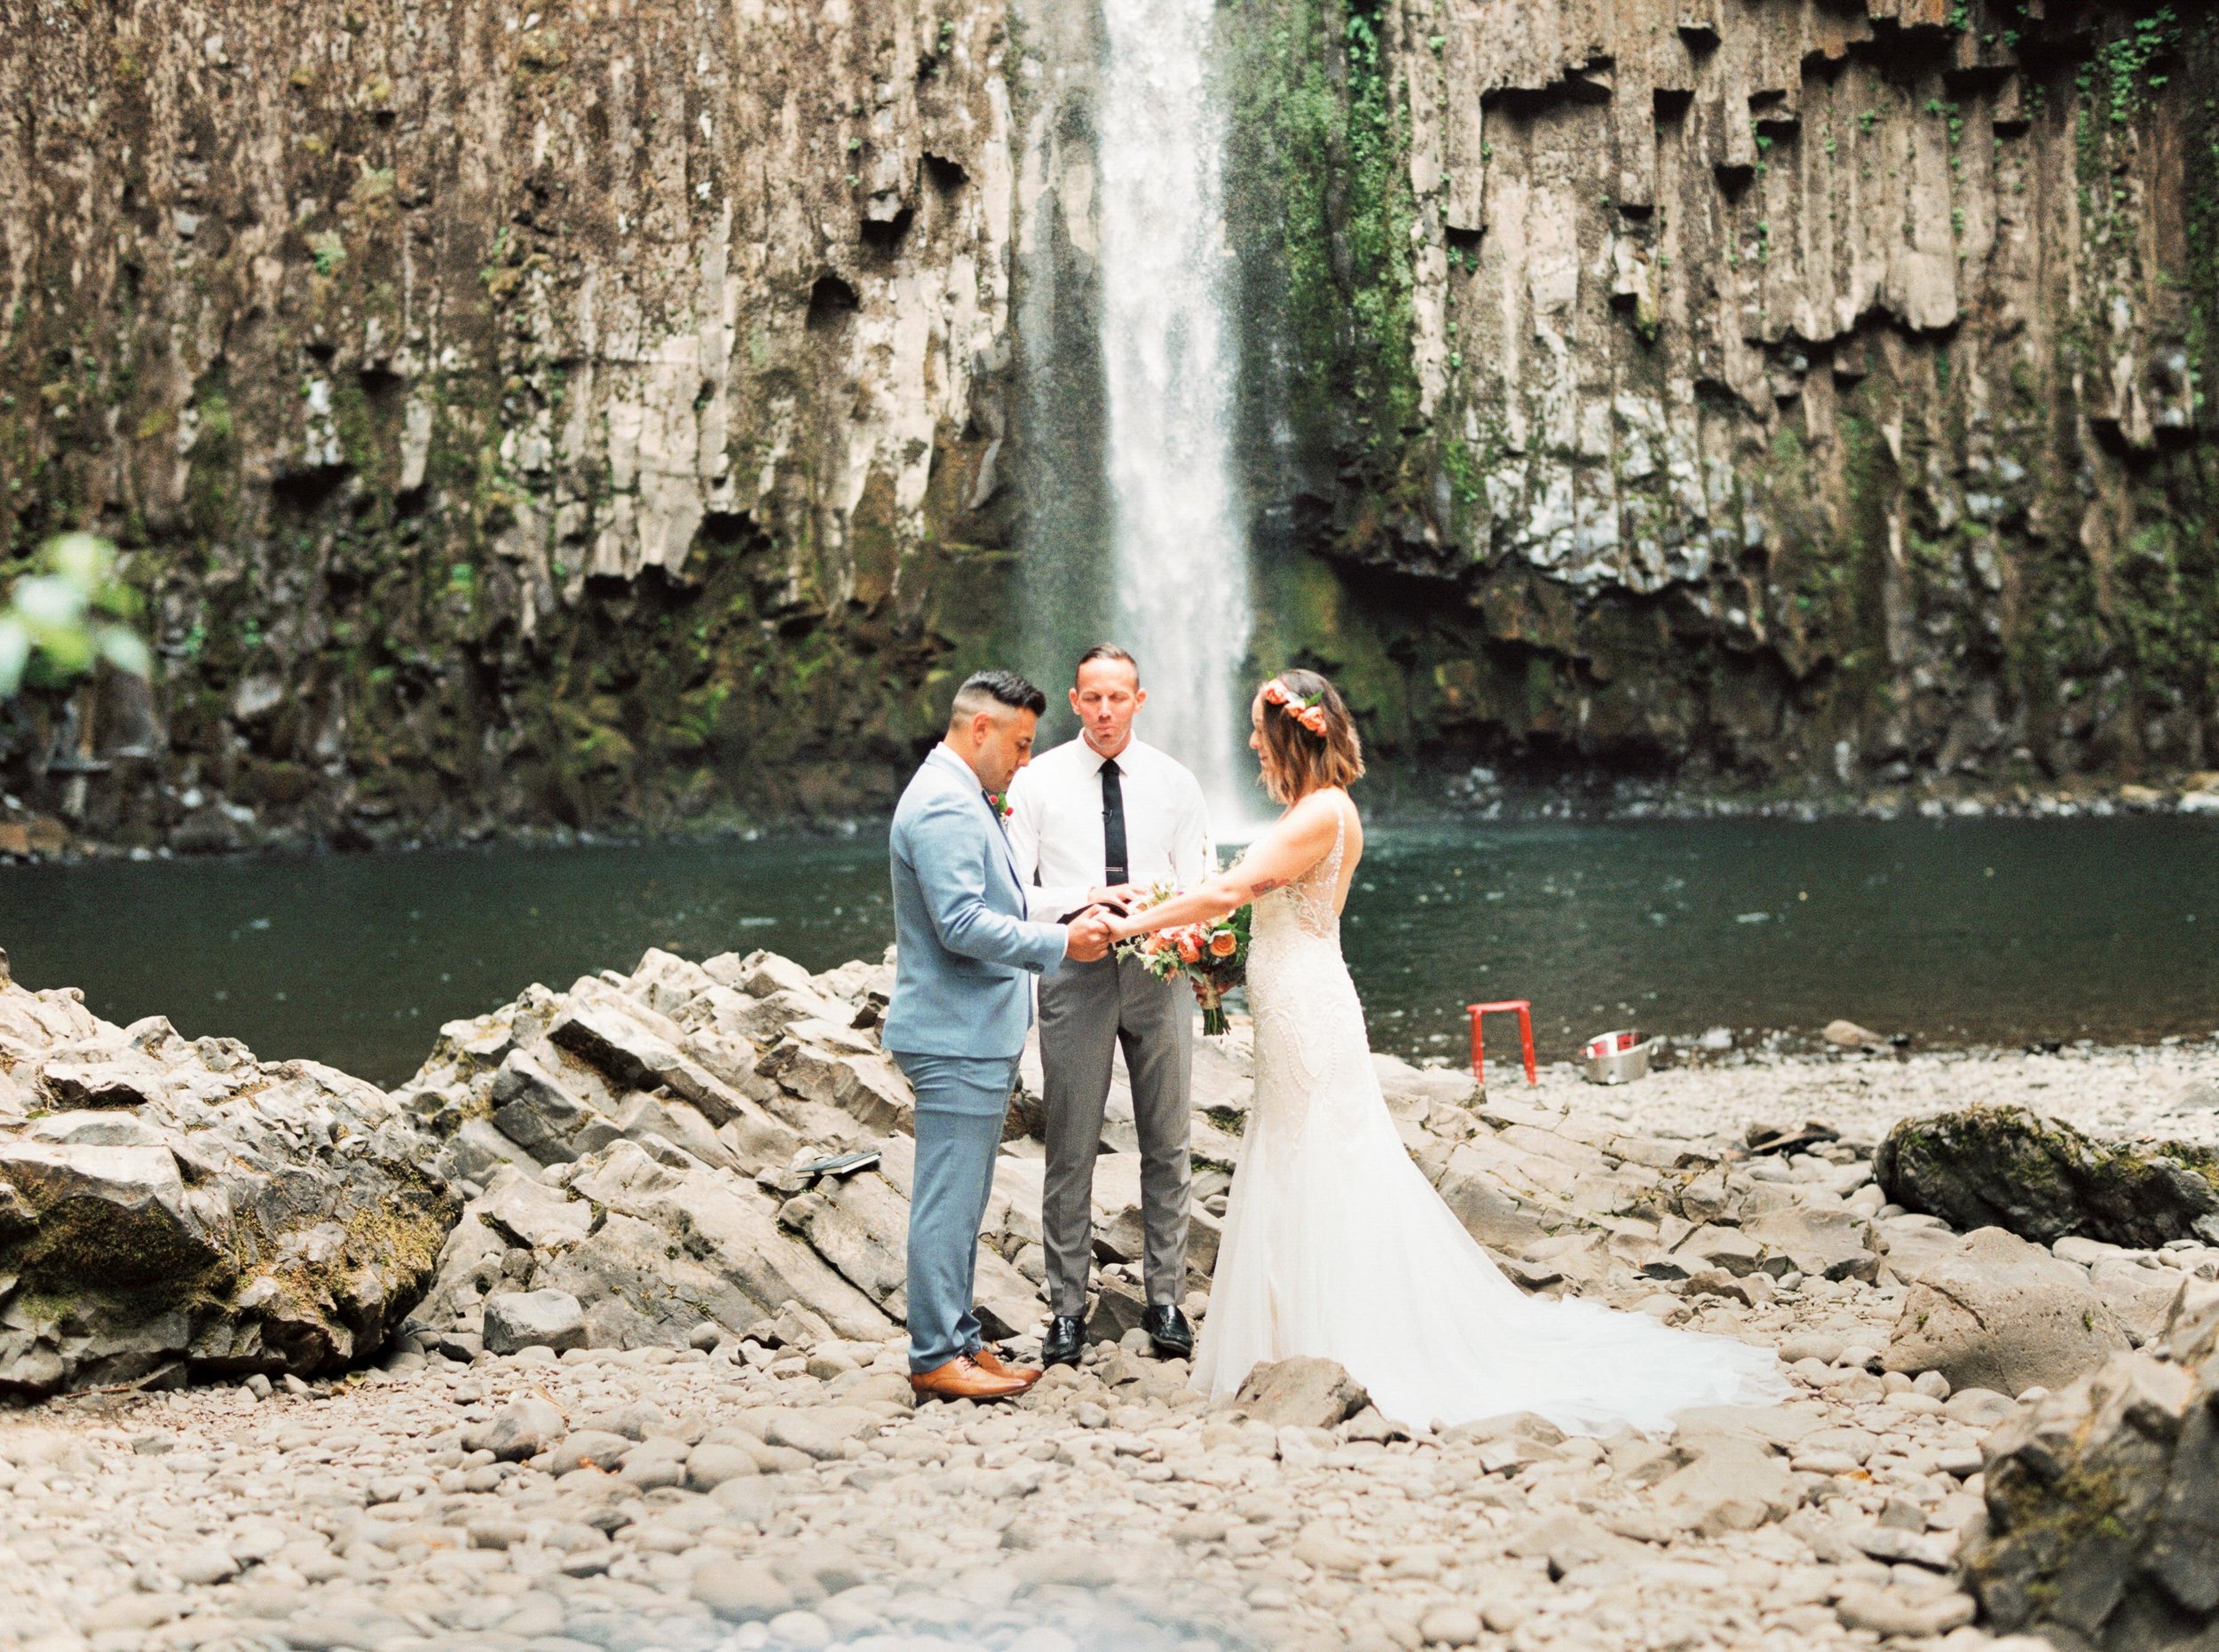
0;534;153;699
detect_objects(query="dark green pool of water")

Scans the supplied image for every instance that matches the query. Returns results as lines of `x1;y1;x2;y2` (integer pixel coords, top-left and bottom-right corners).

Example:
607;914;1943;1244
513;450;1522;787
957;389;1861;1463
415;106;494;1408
0;818;2212;1087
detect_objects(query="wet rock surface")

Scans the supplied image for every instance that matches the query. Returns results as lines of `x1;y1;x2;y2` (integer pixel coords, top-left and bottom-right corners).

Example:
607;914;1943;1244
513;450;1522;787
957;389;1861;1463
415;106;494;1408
1226;1;2218;794
4;0;1032;847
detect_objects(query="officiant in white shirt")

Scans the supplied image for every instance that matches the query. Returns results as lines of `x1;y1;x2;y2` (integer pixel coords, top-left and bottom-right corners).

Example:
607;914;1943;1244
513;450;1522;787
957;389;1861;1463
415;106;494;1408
1005;644;1214;1366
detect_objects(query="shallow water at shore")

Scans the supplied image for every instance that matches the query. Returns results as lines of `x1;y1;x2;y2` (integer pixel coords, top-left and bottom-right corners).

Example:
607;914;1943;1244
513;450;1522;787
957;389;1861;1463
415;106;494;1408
0;816;2212;1086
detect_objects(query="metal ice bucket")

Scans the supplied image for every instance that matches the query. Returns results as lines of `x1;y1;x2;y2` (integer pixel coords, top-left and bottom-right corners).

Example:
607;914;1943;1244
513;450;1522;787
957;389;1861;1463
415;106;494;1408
1583;1028;1655;1085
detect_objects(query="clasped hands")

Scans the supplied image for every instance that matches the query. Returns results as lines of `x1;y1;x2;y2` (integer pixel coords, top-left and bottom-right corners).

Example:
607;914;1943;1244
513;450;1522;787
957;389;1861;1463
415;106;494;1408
1061;881;1145;962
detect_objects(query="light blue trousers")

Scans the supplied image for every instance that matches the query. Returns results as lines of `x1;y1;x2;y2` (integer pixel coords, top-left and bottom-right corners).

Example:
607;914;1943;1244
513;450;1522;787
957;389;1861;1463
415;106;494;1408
890;1050;1018;1375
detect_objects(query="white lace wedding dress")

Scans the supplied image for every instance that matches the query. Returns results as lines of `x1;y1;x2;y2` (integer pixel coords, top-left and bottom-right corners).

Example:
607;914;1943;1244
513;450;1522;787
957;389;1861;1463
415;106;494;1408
1192;799;1789;1434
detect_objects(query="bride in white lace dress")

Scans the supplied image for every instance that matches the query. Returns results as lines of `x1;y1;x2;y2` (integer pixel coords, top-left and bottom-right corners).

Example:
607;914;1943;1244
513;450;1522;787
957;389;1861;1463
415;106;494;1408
1103;670;1787;1434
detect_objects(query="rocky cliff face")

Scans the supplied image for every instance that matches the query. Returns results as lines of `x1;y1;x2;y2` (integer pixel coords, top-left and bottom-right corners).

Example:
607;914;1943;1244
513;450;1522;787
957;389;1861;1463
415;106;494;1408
1;0;1028;847
1;0;2213;850
1228;0;2218;791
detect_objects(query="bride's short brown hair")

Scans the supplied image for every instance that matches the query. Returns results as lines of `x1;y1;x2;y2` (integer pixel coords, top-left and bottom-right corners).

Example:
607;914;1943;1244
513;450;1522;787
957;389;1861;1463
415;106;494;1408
1253;668;1364;803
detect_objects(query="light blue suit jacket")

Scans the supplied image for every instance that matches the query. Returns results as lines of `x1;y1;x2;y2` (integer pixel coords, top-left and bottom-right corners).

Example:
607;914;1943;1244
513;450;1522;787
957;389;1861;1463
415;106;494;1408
881;745;1069;1065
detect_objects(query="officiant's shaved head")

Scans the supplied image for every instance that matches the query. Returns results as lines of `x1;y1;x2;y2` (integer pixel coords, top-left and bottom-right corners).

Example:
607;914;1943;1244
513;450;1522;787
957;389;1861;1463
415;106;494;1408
1072;644;1146;758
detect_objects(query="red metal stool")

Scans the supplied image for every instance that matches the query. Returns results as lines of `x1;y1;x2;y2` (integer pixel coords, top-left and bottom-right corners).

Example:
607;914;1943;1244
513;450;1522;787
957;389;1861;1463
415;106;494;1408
1467;1000;1537;1087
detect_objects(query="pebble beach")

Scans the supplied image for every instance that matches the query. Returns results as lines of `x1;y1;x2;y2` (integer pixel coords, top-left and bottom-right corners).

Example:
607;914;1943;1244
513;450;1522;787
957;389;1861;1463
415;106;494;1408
6;1016;2216;1652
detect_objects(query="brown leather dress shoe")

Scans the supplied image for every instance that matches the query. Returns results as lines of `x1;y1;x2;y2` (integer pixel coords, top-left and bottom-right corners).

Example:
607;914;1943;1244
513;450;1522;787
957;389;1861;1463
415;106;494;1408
910;1354;1028;1402
969;1344;1041;1387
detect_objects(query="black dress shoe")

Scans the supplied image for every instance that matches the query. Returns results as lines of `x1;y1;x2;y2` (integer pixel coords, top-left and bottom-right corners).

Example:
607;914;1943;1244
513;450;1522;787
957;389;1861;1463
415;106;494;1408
1040;1316;1086;1367
1143;1304;1195;1358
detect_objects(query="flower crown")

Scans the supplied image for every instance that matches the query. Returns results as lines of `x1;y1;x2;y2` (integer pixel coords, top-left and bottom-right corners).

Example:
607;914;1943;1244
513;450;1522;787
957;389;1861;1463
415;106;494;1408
1260;677;1331;737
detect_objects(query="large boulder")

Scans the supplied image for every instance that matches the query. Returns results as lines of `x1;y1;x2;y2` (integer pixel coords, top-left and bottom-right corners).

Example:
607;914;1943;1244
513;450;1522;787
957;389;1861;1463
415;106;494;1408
1875;1105;2219;1248
1234;1357;1371;1428
395;947;1065;1360
0;978;456;1395
547;991;753;1126
486;1048;604;1163
2089;1257;2191;1348
404;948;898;1183
482;1288;588;1354
1875;1213;1963;1284
407;1142;899;1354
1882;1226;2130;1395
1964;1296;2219;1650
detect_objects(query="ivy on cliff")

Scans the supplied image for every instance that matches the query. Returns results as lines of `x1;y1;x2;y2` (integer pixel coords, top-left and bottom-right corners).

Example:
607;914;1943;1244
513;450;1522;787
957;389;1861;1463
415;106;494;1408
1221;0;1417;478
2060;4;2219;740
2185;12;2219;410
1339;3;1419;450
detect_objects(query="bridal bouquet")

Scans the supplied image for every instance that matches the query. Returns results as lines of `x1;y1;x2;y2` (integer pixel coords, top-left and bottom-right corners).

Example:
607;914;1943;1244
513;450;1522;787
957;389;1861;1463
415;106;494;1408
1117;886;1250;1037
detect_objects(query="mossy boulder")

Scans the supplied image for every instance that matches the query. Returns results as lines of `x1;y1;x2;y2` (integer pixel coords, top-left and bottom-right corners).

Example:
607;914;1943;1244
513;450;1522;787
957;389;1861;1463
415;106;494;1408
0;983;459;1395
1965;1296;2219;1648
1874;1105;2219;1250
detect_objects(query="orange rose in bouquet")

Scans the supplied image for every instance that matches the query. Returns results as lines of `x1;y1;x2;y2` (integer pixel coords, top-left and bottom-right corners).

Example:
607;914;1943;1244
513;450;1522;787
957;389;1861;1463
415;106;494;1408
1115;886;1251;1037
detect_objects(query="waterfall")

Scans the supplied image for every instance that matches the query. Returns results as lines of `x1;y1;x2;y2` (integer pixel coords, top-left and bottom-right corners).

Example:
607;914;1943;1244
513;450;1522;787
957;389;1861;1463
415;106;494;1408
1095;0;1252;822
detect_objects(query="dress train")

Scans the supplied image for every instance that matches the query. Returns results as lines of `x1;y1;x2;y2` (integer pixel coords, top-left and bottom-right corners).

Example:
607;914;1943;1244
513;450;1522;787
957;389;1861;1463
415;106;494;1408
1192;808;1787;1435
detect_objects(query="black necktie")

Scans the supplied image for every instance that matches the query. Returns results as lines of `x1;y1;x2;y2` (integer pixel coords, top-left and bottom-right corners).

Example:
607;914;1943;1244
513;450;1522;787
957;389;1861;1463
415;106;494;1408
1101;759;1129;886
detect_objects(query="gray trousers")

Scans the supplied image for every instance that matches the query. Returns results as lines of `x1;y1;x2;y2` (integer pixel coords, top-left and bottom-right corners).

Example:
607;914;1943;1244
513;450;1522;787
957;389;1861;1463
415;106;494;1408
1038;953;1193;1316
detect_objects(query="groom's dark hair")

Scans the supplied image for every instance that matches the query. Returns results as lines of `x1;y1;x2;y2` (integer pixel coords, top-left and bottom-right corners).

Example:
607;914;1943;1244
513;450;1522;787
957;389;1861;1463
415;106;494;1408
949;668;1046;723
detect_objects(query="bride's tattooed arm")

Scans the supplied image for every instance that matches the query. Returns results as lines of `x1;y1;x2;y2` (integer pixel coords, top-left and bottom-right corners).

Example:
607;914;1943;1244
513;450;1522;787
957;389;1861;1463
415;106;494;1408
1107;793;1349;939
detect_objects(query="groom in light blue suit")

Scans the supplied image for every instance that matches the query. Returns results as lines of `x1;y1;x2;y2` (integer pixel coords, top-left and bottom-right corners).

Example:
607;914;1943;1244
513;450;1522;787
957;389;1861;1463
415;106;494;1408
884;669;1114;1401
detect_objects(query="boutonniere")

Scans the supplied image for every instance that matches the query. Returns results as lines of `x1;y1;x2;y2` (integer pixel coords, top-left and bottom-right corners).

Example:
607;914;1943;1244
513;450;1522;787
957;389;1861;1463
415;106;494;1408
985;792;1014;821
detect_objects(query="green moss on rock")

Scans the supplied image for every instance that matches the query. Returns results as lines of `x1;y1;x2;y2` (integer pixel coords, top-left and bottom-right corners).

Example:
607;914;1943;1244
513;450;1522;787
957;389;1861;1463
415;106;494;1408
1875;1103;2219;1249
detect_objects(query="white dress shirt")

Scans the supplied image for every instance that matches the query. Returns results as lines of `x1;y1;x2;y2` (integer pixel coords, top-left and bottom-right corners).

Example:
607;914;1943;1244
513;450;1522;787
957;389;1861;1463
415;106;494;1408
1005;734;1215;922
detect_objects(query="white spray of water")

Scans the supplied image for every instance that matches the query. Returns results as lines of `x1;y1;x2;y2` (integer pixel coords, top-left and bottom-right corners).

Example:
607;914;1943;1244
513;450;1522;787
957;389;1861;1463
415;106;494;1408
1096;0;1253;826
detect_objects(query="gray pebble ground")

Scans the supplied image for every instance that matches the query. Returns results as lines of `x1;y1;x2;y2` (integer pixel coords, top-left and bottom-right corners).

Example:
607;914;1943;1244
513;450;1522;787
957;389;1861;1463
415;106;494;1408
4;1041;2213;1652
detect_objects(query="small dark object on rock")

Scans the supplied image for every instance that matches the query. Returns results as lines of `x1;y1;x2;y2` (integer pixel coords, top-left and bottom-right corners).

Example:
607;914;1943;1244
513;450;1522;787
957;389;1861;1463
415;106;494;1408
793;1149;881;1183
1744;1118;1841;1156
